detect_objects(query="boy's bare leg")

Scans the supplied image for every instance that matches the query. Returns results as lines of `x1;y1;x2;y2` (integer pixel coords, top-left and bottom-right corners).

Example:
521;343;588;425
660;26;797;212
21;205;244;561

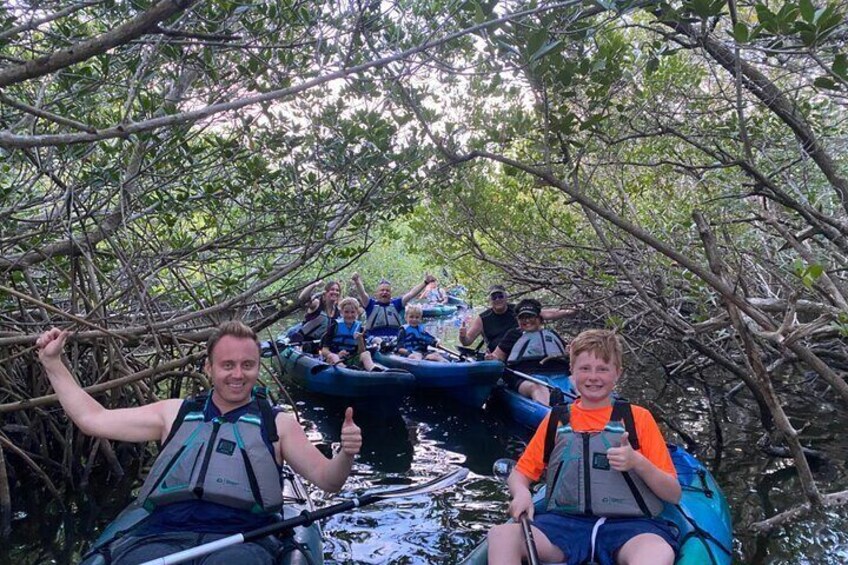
518;380;551;406
325;352;342;365
616;533;674;565
359;351;376;371
487;523;565;565
408;352;423;360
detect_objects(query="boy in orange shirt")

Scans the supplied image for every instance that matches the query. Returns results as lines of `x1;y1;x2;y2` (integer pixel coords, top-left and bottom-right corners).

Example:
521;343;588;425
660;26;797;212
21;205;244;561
487;329;681;565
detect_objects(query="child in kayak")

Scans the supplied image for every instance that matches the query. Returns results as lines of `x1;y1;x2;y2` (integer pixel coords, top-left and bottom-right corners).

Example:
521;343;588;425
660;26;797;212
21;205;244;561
321;297;377;371
396;304;444;361
487;329;681;565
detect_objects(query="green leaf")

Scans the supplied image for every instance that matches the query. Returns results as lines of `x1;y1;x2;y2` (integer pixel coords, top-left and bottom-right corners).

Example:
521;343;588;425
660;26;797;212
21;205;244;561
814;76;837;89
529;40;563;63
732;21;750;42
799;0;815;22
833;54;848;79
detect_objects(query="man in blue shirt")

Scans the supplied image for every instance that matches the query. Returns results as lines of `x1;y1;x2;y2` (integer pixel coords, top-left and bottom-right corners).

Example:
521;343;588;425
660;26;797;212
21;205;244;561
351;272;434;338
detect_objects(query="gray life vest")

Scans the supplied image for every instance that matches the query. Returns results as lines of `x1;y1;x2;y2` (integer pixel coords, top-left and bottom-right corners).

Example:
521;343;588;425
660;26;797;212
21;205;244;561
506;329;567;365
542;401;665;518
365;300;404;332
135;389;284;514
299;297;340;340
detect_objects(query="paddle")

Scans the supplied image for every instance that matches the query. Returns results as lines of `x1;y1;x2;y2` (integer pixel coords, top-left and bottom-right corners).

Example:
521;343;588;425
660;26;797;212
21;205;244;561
492;458;540;565
141;467;469;565
503;367;576;401
432;343;465;361
457;344;486;361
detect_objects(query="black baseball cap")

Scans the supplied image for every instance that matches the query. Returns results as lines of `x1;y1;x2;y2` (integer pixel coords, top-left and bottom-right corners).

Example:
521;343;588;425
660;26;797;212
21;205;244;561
515;298;542;317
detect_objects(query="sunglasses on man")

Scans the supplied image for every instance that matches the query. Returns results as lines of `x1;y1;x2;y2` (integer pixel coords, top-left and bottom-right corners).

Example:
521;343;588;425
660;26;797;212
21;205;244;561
489;292;506;300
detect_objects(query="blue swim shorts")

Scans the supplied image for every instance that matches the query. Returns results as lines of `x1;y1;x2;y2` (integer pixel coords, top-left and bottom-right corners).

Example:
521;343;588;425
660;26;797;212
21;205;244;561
532;513;679;565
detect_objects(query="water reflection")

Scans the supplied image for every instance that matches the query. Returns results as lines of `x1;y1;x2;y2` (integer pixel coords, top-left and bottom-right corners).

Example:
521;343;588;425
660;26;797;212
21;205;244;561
3;312;848;563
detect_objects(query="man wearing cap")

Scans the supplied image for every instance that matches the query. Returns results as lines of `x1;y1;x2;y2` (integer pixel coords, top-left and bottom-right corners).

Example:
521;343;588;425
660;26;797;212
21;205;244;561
459;285;574;353
486;298;571;406
351;272;435;338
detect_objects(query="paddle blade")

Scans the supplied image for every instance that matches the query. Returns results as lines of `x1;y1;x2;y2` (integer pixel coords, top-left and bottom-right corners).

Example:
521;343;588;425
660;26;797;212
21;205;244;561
373;467;469;499
492;458;516;481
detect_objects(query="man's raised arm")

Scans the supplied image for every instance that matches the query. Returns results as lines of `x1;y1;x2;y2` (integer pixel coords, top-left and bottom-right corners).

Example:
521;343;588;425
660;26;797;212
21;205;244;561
37;328;180;443
402;274;436;306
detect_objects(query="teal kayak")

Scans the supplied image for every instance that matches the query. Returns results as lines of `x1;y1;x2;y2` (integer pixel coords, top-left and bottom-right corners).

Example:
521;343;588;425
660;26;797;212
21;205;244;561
421;303;458;318
372;351;504;408
459;445;733;565
274;345;414;399
81;467;324;564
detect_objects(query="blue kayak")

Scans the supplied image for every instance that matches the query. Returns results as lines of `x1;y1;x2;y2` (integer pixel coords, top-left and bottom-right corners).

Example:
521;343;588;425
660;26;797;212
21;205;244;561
372;352;503;408
487;370;575;430
274;346;414;399
81;467;324;564
459;445;733;565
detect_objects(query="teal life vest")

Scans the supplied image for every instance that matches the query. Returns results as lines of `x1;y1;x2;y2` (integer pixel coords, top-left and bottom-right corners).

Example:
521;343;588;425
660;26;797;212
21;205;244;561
542;400;665;518
506;329;567;365
135;388;284;514
398;324;435;352
329;320;362;354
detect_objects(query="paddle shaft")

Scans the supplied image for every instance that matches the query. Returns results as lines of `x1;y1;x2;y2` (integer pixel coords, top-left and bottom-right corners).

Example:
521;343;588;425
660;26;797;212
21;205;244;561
503;366;571;393
140;467;468;565
520;513;541;565
140;495;374;565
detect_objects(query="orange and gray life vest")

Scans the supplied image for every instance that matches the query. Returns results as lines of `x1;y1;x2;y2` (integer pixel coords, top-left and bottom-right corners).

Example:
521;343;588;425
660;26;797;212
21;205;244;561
506;329;567;365
365;300;403;332
542;400;665;518
136;389;284;514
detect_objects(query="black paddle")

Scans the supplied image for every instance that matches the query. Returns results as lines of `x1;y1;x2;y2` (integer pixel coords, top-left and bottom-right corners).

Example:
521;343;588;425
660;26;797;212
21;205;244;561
502;367;577;405
492;458;540;565
140;467;469;565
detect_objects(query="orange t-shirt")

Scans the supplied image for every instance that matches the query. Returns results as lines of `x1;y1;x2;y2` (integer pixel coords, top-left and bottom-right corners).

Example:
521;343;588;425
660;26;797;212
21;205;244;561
516;399;676;482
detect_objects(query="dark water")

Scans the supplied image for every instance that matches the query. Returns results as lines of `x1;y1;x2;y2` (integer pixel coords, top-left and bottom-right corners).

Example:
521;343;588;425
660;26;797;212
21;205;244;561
4;313;848;563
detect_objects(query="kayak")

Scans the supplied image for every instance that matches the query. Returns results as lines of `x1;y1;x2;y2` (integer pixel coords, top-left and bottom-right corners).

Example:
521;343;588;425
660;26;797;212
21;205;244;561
459;445;733;565
486;370;575;430
81;467;324;564
274;345;415;399
421;303;458;318
372;351;503;408
446;294;469;309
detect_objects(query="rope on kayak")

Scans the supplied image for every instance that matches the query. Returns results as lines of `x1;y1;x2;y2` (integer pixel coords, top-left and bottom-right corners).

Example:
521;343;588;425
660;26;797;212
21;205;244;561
673;502;734;559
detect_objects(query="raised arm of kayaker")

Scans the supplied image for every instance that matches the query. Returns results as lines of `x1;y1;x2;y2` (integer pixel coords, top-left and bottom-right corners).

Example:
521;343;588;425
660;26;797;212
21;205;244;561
351;272;369;306
278;406;362;493
540;305;579;321
36;328;181;443
298;279;324;307
401;273;436;306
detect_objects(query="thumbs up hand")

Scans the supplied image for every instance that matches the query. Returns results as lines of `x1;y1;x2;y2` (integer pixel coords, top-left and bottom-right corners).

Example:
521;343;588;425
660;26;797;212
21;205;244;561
606;432;640;472
339;407;362;457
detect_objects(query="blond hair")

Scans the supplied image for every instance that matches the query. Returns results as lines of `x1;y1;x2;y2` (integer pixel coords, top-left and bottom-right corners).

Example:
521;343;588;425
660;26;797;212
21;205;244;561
338;296;362;313
568;329;622;371
405;303;423;317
